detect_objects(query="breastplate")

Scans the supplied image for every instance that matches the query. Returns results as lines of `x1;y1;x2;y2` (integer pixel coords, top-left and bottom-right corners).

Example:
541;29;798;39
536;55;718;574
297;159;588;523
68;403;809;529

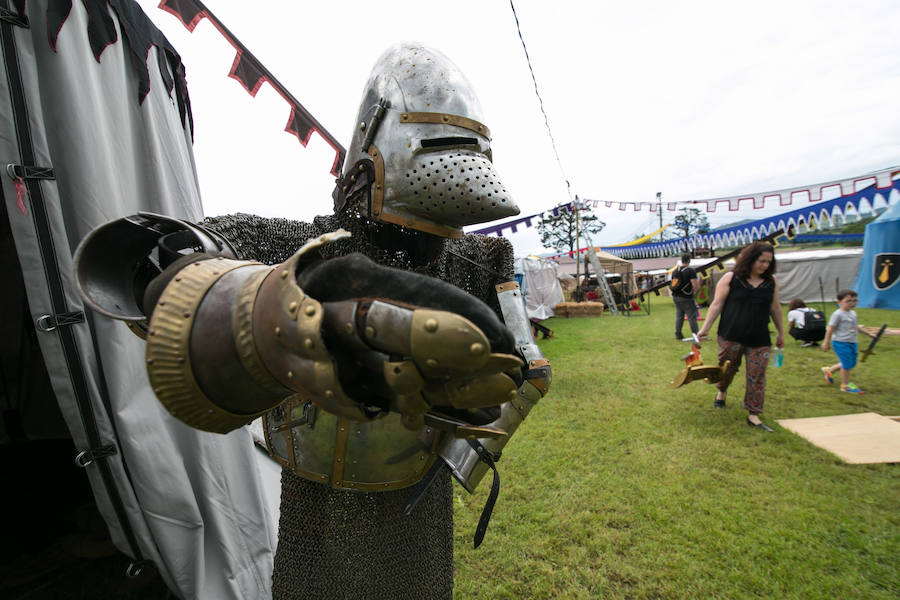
263;395;440;491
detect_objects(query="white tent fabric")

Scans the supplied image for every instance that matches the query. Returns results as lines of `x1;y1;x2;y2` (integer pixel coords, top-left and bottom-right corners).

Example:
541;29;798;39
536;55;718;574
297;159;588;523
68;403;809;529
713;249;863;304
771;248;863;304
515;257;564;320
0;2;275;597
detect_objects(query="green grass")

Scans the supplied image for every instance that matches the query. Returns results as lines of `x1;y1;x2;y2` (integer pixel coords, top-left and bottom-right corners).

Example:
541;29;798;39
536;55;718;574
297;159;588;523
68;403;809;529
453;302;900;599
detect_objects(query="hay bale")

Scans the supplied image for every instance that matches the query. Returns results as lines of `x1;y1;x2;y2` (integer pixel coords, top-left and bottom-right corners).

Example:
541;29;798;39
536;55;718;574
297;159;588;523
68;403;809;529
554;302;604;317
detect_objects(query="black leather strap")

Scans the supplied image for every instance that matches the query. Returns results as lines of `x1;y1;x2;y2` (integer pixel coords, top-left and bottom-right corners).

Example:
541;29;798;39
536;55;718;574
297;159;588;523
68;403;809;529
0;7;28;28
35;311;85;331
401;457;445;516
469;440;501;549
74;444;118;467
6;163;54;179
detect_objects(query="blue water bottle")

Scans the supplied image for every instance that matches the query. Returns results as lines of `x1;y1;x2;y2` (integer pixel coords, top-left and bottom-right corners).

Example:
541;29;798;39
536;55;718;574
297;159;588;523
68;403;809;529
773;347;783;367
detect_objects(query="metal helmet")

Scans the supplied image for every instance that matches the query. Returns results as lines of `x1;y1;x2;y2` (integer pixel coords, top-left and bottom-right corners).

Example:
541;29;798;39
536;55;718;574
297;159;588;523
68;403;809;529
333;43;519;238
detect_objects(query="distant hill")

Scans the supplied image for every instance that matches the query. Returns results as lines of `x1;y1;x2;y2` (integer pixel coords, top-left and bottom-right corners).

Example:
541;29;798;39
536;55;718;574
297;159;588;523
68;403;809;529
709;218;755;232
833;214;878;234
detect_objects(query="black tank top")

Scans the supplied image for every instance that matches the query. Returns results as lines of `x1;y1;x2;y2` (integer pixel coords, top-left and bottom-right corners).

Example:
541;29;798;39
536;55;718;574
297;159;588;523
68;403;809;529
718;274;774;347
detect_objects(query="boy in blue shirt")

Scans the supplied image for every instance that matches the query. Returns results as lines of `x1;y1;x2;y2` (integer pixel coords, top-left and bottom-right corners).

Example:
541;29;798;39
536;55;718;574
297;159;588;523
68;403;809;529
821;289;865;393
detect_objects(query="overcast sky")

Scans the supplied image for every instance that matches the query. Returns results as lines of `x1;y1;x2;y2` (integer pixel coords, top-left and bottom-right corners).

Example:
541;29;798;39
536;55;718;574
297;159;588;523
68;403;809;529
135;0;900;254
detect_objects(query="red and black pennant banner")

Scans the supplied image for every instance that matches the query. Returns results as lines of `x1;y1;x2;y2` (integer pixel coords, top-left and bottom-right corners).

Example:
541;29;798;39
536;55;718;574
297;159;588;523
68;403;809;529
158;0;346;176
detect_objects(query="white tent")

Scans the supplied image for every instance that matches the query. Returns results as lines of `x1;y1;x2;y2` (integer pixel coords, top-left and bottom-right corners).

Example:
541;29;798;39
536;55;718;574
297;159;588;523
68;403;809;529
774;248;863;304
711;248;863;304
1;2;277;597
515;257;565;320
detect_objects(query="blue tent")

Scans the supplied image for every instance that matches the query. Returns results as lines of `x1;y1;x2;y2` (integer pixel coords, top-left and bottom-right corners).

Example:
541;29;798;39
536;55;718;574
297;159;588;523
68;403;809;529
855;200;900;309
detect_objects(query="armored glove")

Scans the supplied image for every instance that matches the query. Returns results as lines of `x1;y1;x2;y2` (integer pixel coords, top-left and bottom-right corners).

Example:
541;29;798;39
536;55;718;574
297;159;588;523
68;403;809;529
77;220;522;435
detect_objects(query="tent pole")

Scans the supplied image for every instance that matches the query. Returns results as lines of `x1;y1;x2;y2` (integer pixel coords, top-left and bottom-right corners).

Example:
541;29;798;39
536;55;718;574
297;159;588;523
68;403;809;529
818;276;826;313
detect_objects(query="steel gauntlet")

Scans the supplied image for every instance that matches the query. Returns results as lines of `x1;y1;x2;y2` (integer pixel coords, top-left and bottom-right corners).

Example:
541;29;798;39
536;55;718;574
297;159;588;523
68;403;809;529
112;229;523;434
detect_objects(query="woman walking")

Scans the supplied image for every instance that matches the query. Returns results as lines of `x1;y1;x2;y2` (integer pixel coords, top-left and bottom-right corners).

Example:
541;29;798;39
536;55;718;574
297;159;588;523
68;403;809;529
698;241;785;432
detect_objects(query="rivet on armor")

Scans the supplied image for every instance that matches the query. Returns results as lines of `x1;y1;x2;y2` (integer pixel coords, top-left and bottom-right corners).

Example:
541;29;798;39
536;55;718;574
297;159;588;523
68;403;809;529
280;270;289;279
359;121;366;131
149;330;156;336
339;426;345;432
508;389;518;400
358;164;365;172
426;358;438;368
469;342;485;355
365;326;376;338
287;371;294;379
146;358;154;365
401;113;408;121
336;457;342;463
304;304;316;316
153;388;161;394
177;356;185;364
375;184;382;190
275;326;281;336
424;318;438;332
288;301;298;313
174;277;181;282
159;301;166;306
442;115;449;122
345;322;354;334
304;338;314;350
325;390;335;399
183;311;191;318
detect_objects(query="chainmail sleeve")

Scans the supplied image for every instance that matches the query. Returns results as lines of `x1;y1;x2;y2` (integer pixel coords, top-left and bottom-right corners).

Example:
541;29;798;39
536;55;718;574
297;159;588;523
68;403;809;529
202;213;328;264
440;234;515;318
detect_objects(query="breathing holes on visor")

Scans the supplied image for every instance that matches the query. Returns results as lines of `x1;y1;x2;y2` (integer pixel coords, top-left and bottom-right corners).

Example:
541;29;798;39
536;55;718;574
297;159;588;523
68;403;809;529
397;150;514;221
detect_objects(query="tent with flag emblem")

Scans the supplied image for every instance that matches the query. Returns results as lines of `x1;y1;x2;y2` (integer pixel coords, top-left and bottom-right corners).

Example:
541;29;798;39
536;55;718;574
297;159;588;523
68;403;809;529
855;199;900;309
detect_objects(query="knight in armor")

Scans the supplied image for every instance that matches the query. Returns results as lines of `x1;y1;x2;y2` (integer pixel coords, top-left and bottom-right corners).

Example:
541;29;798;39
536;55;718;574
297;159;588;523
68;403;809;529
76;43;551;599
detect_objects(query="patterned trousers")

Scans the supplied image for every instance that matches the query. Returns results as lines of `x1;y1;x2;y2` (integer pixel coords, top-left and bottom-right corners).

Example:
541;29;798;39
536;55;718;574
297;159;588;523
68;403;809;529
715;337;771;415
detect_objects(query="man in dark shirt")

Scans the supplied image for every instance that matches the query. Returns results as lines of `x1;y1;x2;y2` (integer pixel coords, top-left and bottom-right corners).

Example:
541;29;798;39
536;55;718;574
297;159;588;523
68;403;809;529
672;253;700;340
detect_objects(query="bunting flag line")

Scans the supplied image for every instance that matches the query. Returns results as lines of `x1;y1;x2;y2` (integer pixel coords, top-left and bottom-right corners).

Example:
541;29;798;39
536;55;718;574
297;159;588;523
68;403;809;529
578;165;900;214
601;178;900;259
468;166;900;240
471;197;589;236
158;0;346;176
498;178;898;261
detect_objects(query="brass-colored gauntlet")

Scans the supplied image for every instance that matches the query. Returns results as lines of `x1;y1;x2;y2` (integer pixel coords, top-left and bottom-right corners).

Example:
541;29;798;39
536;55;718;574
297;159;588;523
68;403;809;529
145;229;523;435
145;257;287;433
